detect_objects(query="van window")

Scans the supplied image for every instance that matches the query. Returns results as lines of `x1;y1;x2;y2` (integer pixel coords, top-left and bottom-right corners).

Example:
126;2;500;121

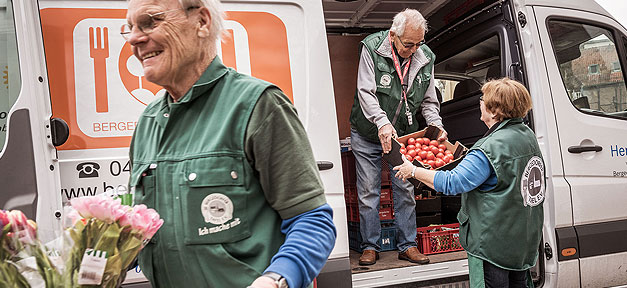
434;35;500;102
548;20;627;119
0;0;21;152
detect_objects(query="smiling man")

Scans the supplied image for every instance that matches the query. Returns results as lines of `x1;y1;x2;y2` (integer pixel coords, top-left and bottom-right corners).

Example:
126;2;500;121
124;0;336;287
349;8;447;266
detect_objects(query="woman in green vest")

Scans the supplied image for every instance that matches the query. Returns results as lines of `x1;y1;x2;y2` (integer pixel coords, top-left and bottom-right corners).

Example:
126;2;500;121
393;78;545;288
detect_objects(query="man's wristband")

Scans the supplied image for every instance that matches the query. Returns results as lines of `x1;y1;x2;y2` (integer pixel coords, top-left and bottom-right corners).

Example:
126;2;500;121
411;165;417;178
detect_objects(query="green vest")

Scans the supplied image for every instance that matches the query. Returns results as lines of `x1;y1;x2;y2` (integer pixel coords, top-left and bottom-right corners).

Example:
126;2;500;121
349;30;435;141
129;57;284;287
457;118;545;270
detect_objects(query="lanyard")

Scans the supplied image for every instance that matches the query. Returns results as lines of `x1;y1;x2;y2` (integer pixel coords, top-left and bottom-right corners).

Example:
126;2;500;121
388;34;413;126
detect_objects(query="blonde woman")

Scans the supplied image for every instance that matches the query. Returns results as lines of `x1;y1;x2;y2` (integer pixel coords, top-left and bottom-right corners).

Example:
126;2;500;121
394;78;544;288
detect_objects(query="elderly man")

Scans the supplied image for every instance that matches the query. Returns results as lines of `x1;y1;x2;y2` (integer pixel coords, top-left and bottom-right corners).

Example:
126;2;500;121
123;0;336;287
349;8;447;265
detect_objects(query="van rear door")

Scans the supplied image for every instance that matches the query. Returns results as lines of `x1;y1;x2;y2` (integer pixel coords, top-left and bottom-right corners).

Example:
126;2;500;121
532;2;627;287
0;0;62;237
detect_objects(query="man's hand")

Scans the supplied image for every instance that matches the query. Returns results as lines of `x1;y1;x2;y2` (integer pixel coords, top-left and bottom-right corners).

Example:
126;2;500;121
248;276;278;288
378;124;397;154
437;127;448;142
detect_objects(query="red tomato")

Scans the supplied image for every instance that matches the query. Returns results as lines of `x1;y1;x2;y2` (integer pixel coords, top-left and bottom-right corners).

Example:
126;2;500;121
426;151;435;161
406;144;416;151
444;150;453;155
416;155;422;161
435;158;445;168
407;138;416;145
400;143;405;148
430;146;440;154
438;144;447;150
418;150;428;159
439;148;445;154
430;140;439;146
427;160;436;167
422;137;430;144
408;149;417;157
416;138;424;145
399;148;407;154
443;155;454;163
406;155;413;161
436;152;444;159
422;145;430;151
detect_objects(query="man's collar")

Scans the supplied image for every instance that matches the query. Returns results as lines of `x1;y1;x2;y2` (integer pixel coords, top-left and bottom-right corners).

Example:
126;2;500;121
169;56;229;104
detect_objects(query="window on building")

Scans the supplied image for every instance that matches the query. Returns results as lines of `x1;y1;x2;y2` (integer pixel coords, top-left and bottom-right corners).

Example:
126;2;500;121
548;20;627;120
0;0;22;152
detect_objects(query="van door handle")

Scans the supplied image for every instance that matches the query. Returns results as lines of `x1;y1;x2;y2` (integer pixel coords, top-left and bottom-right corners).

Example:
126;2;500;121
316;161;334;171
568;145;602;153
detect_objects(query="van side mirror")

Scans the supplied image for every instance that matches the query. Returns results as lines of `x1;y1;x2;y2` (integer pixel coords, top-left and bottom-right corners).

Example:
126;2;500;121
572;96;590;109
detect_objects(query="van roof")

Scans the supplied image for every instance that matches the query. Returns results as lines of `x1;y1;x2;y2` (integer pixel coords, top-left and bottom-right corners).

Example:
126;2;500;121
323;0;613;34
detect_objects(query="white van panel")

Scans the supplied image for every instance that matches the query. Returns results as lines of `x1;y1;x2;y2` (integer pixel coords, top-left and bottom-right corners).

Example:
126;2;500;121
533;6;627;226
579;251;627;287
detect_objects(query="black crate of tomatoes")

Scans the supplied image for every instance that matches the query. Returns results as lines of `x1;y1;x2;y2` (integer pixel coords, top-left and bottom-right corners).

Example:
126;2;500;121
383;126;467;188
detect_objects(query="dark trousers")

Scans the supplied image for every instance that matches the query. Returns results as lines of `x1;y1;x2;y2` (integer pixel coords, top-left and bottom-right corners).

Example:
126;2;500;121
483;260;528;288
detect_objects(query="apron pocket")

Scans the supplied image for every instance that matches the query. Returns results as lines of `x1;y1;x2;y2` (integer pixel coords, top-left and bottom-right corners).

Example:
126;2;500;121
180;156;251;245
130;163;156;208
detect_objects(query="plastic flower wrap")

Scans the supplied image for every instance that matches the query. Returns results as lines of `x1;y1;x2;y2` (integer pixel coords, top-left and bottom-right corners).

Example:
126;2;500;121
63;194;163;287
0;210;61;288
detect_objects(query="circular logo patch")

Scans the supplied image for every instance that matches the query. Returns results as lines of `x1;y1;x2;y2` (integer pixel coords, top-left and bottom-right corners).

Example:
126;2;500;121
520;156;545;207
380;74;392;87
201;193;234;225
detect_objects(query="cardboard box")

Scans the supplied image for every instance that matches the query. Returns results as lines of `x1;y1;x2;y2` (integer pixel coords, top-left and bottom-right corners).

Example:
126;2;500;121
383;125;468;187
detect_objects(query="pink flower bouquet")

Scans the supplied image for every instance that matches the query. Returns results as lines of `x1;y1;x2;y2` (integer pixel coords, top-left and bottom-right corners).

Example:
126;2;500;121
0;210;61;288
63;195;163;287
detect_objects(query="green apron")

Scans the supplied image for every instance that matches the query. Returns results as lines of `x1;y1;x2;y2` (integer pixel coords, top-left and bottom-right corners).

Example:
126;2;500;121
459;118;545;287
349;30;435;141
129;57;285;287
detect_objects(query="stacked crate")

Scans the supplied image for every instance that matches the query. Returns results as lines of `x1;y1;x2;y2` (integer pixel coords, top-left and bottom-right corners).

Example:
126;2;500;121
415;188;442;227
342;151;396;252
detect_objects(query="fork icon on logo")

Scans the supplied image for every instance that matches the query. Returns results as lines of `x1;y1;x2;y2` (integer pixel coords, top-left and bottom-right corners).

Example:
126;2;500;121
89;27;110;113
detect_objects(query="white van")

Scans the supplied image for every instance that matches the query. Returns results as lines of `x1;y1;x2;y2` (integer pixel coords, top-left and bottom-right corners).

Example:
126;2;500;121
1;0;626;287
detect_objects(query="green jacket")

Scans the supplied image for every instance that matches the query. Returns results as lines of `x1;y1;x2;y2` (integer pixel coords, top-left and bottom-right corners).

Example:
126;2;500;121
129;58;284;287
350;30;436;141
458;118;545;270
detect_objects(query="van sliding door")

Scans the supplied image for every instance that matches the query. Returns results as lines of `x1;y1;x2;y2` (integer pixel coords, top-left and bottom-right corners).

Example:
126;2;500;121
535;6;627;287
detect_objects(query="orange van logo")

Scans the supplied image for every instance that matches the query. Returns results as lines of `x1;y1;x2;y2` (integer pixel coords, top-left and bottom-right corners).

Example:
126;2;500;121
41;8;293;150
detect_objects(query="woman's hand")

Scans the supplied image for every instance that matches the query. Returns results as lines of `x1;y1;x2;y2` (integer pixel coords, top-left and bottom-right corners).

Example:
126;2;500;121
393;155;416;182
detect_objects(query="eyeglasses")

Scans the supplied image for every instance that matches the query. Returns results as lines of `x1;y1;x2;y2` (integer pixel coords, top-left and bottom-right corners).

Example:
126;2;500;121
120;6;199;41
396;35;425;49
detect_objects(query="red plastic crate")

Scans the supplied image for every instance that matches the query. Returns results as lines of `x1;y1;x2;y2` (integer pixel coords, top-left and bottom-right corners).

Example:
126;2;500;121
381;158;392;186
345;201;394;222
380;187;392;202
416;223;463;255
345;202;360;222
379;205;394;220
344;185;358;204
341;152;357;186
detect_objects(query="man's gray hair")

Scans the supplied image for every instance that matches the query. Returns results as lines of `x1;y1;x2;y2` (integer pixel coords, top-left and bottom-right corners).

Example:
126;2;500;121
390;8;428;36
179;0;225;42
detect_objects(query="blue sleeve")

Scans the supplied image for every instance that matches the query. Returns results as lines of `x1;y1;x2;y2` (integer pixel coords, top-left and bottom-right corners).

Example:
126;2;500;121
264;203;337;288
433;150;496;195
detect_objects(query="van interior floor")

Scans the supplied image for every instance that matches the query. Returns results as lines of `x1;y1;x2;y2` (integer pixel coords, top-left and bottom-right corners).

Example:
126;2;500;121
349;250;467;274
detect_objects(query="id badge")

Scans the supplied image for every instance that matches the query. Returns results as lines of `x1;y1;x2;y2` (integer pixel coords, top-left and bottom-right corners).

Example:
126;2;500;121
405;107;413;126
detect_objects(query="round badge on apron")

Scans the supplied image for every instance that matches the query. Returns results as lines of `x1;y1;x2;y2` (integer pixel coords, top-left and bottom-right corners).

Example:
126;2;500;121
201;193;234;225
